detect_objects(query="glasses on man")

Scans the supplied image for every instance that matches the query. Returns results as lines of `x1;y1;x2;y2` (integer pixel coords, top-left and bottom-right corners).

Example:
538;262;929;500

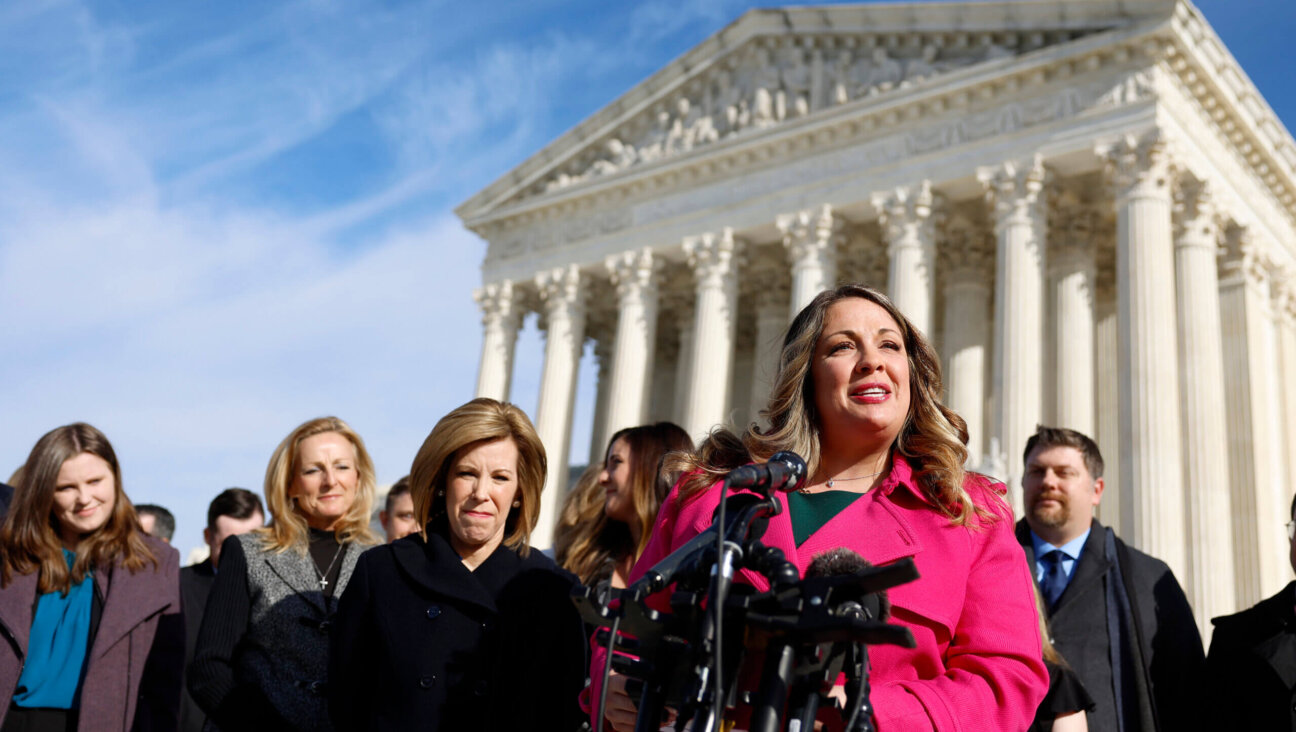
1287;520;1295;541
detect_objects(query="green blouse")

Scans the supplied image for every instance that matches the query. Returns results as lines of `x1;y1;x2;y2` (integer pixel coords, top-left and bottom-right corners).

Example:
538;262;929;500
786;489;865;546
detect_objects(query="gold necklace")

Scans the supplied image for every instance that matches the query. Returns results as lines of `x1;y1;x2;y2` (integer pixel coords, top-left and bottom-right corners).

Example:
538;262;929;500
802;468;886;494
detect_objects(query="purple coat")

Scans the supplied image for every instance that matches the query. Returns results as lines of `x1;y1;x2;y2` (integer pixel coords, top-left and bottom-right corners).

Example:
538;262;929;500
0;535;183;732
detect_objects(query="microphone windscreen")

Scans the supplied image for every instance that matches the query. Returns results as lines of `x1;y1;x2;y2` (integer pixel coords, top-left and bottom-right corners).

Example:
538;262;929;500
806;548;891;621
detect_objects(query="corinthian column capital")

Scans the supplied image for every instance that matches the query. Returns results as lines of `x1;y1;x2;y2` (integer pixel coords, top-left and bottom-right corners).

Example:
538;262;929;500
978;154;1047;229
1098;129;1173;202
777;204;843;264
606;247;659;303
684;228;743;287
535;264;587;321
871;181;939;253
1172;178;1220;250
473;279;522;330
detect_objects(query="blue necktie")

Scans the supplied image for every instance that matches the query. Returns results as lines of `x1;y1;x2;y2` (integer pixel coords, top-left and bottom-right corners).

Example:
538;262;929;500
1039;550;1068;608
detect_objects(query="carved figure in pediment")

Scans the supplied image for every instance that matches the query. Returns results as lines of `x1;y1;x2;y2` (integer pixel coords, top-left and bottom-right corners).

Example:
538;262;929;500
865;48;903;95
830;48;854;105
637;108;672;163
713;68;746;137
779;47;812;118
589;138;637;177
546;172;572;192
752;47;781;128
849;49;874;97
903;45;940;85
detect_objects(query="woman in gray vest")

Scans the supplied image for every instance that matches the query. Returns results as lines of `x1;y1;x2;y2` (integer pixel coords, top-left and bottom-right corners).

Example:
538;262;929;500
189;416;379;731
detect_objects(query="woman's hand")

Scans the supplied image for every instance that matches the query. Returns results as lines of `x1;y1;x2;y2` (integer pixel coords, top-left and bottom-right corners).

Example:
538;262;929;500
603;673;638;732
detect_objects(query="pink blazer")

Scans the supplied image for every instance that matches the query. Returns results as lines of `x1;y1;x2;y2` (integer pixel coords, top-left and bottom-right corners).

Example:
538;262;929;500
589;456;1047;731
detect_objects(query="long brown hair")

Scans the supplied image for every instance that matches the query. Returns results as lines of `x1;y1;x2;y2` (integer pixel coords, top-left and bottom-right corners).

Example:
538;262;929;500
553;463;610;582
674;284;992;526
259;416;379;554
560;423;694;583
409;398;547;556
0;423;157;593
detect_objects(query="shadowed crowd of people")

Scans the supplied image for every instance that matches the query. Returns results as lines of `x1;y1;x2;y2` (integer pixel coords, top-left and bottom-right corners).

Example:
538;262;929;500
0;283;1291;732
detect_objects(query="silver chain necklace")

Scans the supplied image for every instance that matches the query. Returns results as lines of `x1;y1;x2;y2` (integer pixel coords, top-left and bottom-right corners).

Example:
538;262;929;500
803;468;886;494
312;543;345;590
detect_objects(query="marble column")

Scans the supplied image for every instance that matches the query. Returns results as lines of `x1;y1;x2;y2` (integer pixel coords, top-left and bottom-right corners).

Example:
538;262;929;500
941;218;994;461
603;248;660;444
1276;283;1296;524
1219;229;1287;605
682;229;742;440
473;280;523;401
874;181;938;334
980;155;1047;502
671;302;695;425
778;204;839;319
1093;274;1122;535
588;338;613;464
1172;179;1234;635
749;292;789;425
532;264;586;549
1102;132;1186;579
1049;196;1096;436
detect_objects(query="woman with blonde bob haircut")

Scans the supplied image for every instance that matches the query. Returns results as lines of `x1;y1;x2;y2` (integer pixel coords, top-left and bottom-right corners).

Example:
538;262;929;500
330;398;586;731
190;416;379;731
594;285;1048;731
0;423;183;731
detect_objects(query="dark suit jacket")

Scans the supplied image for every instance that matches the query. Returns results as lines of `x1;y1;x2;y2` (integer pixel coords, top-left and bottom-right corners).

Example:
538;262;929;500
328;531;587;732
1207;581;1296;730
0;482;13;516
0;535;183;732
1017;519;1206;732
179;558;216;732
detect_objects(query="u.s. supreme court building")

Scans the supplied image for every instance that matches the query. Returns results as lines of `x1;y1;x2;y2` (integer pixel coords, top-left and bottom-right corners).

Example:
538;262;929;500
456;0;1296;633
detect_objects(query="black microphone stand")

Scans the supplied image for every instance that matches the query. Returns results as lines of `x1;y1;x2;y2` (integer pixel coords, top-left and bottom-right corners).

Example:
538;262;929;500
572;475;918;732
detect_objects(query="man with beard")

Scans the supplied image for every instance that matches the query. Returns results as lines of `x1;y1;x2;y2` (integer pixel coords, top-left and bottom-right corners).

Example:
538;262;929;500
1016;426;1204;732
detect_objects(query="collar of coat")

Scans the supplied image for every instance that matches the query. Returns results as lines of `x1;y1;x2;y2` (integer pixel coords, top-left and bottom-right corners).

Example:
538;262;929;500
389;529;559;615
0;535;175;663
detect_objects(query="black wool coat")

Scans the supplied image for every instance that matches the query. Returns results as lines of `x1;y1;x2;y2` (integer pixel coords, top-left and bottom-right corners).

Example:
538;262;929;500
1207;581;1296;730
329;531;587;732
178;558;216;732
1017;519;1206;732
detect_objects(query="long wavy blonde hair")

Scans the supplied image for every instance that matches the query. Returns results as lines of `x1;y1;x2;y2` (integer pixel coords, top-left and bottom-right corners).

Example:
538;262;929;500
259;416;379;554
675;284;993;526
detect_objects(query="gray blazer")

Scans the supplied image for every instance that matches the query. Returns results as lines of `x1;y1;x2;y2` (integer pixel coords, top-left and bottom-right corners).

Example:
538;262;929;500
232;533;370;731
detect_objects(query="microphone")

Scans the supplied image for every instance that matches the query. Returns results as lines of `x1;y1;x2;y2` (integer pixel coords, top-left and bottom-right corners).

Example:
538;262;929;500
805;548;890;622
725;451;808;493
626;521;722;599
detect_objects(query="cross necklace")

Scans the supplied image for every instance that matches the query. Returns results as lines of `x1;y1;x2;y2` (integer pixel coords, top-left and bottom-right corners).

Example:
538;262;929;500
312;544;345;590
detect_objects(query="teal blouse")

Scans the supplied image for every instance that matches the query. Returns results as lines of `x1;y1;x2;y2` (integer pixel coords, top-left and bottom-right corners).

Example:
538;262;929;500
786;489;865;546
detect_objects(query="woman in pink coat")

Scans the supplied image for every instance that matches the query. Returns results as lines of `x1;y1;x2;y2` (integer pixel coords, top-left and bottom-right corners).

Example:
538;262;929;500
595;284;1048;731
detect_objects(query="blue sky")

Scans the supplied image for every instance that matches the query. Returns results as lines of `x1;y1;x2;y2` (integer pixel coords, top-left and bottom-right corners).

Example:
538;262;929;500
1;0;1291;554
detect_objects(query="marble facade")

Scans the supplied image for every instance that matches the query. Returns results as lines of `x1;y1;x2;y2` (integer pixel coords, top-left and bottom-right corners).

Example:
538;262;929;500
457;0;1296;636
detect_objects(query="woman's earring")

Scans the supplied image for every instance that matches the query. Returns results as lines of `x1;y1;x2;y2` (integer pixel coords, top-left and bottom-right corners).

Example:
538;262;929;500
512;500;521;508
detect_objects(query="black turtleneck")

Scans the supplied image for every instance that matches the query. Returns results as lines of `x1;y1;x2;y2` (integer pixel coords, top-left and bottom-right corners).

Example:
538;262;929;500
307;528;343;599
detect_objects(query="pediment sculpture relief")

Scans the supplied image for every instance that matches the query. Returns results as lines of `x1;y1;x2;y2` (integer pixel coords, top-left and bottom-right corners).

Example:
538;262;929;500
541;33;1071;194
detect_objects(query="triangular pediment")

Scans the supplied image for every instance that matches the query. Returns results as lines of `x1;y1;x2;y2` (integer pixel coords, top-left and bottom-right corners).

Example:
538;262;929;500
456;0;1178;223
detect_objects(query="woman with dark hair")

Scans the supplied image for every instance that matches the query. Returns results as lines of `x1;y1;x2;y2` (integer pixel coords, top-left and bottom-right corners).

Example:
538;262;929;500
0;423;183;732
595;284;1049;731
189;416;379;731
328;398;586;731
560;423;693;586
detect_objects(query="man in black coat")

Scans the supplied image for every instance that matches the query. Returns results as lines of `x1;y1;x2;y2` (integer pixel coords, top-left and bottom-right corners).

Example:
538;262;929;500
179;488;264;732
0;482;12;516
1206;493;1296;729
1017;426;1205;732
